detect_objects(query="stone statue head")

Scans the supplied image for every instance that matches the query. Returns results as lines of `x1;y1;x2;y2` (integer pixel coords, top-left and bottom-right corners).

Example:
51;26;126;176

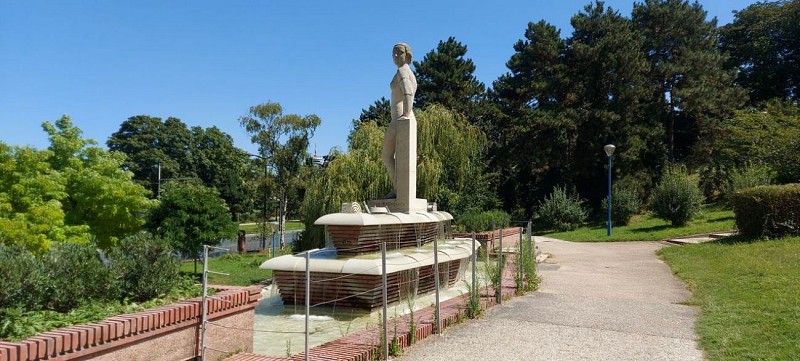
393;42;413;67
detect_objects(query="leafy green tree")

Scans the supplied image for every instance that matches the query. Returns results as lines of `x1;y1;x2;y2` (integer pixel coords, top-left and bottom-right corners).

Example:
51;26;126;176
0;143;88;254
44;116;155;248
147;181;237;270
108;116;252;220
107;116;195;196
632;0;745;162
720;0;800;103
0;116;151;253
191;126;253;220
240;101;321;249
706;100;800;185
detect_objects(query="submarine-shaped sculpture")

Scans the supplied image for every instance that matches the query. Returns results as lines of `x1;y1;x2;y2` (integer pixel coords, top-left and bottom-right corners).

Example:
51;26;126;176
260;203;478;310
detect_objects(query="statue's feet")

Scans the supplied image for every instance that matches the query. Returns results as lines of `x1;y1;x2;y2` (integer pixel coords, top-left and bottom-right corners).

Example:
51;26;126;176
383;190;396;199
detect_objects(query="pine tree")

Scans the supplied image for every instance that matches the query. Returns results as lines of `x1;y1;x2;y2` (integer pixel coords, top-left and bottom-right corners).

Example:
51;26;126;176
633;0;745;163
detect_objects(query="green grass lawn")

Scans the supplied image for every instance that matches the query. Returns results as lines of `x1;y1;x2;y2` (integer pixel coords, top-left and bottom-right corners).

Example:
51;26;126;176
542;205;735;242
238;220;304;234
659;236;800;360
180;253;274;286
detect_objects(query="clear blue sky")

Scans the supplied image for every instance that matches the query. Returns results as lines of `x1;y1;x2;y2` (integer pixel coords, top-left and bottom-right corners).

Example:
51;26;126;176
0;0;756;156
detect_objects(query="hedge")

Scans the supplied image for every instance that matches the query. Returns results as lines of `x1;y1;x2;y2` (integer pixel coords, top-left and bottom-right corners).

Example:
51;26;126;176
732;184;800;237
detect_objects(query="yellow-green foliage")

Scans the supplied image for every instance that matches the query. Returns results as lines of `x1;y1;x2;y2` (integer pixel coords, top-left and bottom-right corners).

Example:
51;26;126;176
0;116;154;254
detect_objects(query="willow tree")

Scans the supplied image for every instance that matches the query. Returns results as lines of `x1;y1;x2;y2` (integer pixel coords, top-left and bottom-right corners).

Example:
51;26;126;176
298;105;492;250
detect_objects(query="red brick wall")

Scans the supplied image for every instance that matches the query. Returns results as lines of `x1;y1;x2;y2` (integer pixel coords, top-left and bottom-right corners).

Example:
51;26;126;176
0;286;261;361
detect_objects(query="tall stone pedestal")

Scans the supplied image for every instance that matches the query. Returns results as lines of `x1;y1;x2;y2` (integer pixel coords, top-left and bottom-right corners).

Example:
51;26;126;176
374;116;427;213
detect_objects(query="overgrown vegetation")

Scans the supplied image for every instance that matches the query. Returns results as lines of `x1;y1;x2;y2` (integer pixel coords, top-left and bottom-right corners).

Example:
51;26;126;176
659;236;800;360
109;233;181;302
515;235;539;294
482;249;506;303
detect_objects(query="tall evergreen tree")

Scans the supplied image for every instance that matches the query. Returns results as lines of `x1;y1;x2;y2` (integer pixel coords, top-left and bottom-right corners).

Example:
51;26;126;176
490;20;573;213
720;0;800;103
413;37;486;114
632;0;745;163
566;1;664;204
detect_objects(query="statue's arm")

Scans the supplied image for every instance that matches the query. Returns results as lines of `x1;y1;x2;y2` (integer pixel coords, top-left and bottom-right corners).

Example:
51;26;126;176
400;76;415;119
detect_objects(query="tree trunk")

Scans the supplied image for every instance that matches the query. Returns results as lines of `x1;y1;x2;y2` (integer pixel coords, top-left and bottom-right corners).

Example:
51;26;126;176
279;195;288;250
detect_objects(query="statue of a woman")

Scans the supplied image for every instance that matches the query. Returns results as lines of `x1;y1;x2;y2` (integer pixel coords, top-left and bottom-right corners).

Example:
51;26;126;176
382;42;417;198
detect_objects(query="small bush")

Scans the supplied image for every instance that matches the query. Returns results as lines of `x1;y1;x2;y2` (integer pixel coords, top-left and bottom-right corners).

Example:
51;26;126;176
456;210;511;232
42;243;119;312
601;184;643;226
732;184;800;237
722;163;774;204
0;244;46;309
109;232;180;302
536;186;587;232
651;169;704;226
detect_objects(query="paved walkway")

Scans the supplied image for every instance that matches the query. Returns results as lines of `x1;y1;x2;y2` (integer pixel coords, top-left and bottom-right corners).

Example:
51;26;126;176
399;238;704;361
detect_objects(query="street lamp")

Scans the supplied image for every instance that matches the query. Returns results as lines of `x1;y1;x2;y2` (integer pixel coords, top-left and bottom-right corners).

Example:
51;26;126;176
604;144;616;236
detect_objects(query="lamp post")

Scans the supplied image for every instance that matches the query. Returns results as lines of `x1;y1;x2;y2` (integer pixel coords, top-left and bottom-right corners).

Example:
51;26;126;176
604;144;616;236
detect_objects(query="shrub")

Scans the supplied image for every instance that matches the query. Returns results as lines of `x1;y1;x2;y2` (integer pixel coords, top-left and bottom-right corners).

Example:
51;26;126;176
456;210;511;232
601;184;643;226
42;242;119;312
109;232;181;302
699;161;730;201
0;244;46;309
651;169;704;226
722;163;775;204
536;186;587;232
732;184;800;237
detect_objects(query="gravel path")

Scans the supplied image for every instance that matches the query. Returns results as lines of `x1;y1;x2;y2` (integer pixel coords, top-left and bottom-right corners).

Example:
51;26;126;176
398;237;703;361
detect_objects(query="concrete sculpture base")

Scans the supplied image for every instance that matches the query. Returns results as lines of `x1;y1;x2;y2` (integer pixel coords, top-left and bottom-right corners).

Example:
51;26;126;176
260;208;478;310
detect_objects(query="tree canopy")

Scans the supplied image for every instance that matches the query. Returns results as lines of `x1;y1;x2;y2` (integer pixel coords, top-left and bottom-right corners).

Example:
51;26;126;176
240;101;321;248
721;0;800;103
147;181;237;259
108;115;252;220
1;116;153;253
